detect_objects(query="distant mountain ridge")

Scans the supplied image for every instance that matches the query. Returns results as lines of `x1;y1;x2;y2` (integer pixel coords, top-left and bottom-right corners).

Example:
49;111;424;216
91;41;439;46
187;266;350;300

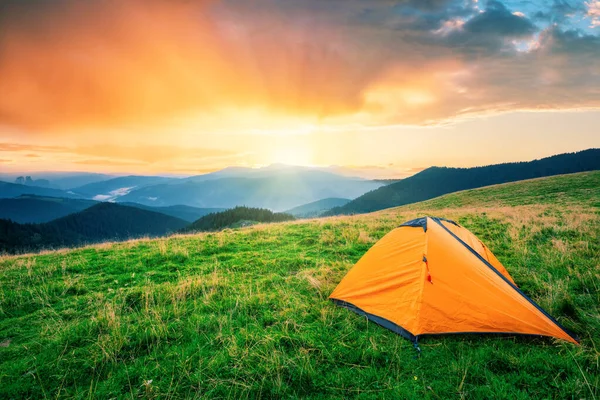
117;166;384;210
0;195;223;224
327;149;600;215
73;175;176;200
2;165;383;210
0;202;188;254
0;181;83;199
0;172;116;190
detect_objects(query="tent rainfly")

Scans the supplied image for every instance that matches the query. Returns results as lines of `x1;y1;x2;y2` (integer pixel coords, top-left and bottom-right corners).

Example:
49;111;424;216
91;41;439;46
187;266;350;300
329;216;579;345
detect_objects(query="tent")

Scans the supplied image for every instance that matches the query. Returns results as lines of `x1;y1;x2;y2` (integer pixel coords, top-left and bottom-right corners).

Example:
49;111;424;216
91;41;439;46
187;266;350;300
329;216;579;345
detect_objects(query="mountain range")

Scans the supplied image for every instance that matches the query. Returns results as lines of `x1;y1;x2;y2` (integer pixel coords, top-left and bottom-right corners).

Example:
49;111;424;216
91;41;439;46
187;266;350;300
0;172;115;190
89;165;384;210
0;195;224;224
1;149;599;254
0;181;83;199
0;165;384;211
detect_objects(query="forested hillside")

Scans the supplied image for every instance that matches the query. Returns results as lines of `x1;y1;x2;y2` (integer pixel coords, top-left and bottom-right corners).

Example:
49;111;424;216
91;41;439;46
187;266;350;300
0;195;98;223
0;203;188;253
120;203;225;222
182;206;295;232
328;149;600;215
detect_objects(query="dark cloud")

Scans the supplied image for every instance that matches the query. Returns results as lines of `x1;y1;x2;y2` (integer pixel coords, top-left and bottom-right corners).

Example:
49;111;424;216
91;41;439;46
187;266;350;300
462;1;536;37
533;0;586;23
432;1;536;58
541;28;600;55
396;0;452;11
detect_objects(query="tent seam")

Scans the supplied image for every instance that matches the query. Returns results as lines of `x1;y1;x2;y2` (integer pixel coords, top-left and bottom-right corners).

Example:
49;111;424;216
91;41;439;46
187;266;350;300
413;217;430;339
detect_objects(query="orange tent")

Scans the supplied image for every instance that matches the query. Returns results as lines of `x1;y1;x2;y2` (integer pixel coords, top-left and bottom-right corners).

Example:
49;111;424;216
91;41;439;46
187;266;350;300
330;217;579;345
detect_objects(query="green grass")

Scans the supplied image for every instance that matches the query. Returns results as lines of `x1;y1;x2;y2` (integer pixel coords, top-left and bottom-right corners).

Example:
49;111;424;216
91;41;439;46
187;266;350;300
1;171;599;399
402;171;600;210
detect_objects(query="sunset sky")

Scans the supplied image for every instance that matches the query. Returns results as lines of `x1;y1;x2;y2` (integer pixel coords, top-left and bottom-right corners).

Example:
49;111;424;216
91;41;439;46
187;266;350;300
1;0;599;178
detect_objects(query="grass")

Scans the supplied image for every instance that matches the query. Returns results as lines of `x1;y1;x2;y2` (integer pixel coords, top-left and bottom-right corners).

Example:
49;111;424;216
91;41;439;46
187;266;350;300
0;171;599;399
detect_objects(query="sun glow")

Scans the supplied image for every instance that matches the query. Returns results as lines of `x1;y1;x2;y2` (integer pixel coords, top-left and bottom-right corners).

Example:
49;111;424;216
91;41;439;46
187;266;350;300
270;146;313;166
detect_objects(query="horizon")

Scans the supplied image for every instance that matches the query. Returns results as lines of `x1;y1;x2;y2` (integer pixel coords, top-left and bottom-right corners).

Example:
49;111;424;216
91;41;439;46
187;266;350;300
0;147;597;181
1;1;600;178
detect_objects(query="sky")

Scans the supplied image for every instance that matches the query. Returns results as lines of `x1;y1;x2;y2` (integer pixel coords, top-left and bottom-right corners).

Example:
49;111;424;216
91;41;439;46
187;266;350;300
0;0;599;178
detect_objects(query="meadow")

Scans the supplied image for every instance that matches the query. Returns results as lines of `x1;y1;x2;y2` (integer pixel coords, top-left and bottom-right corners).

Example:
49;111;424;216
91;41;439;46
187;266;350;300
0;171;598;399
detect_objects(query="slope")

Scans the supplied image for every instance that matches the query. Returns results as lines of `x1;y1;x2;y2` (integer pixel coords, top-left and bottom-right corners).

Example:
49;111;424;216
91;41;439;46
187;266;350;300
328;148;600;215
0;195;99;223
0;172;598;398
0;202;188;253
284;197;350;218
120;203;226;222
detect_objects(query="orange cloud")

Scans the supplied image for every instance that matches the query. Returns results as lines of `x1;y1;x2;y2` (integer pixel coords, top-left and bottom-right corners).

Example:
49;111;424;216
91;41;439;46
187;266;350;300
0;0;377;133
74;158;145;166
0;0;599;138
73;145;237;164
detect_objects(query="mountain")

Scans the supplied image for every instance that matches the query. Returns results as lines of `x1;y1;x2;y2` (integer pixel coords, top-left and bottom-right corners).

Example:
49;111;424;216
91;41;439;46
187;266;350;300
0;195;98;223
0;194;224;224
0;202;188;254
120;203;226;222
13;176;51;187
284;198;351;218
327;149;600;215
181;206;295;232
0;181;83;199
0;172;116;190
73;175;177;200
118;166;384;210
47;173;116;190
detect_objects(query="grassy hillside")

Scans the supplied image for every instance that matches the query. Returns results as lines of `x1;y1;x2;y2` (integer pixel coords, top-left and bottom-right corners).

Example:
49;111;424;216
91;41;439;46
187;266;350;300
328;148;600;215
0;172;598;398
